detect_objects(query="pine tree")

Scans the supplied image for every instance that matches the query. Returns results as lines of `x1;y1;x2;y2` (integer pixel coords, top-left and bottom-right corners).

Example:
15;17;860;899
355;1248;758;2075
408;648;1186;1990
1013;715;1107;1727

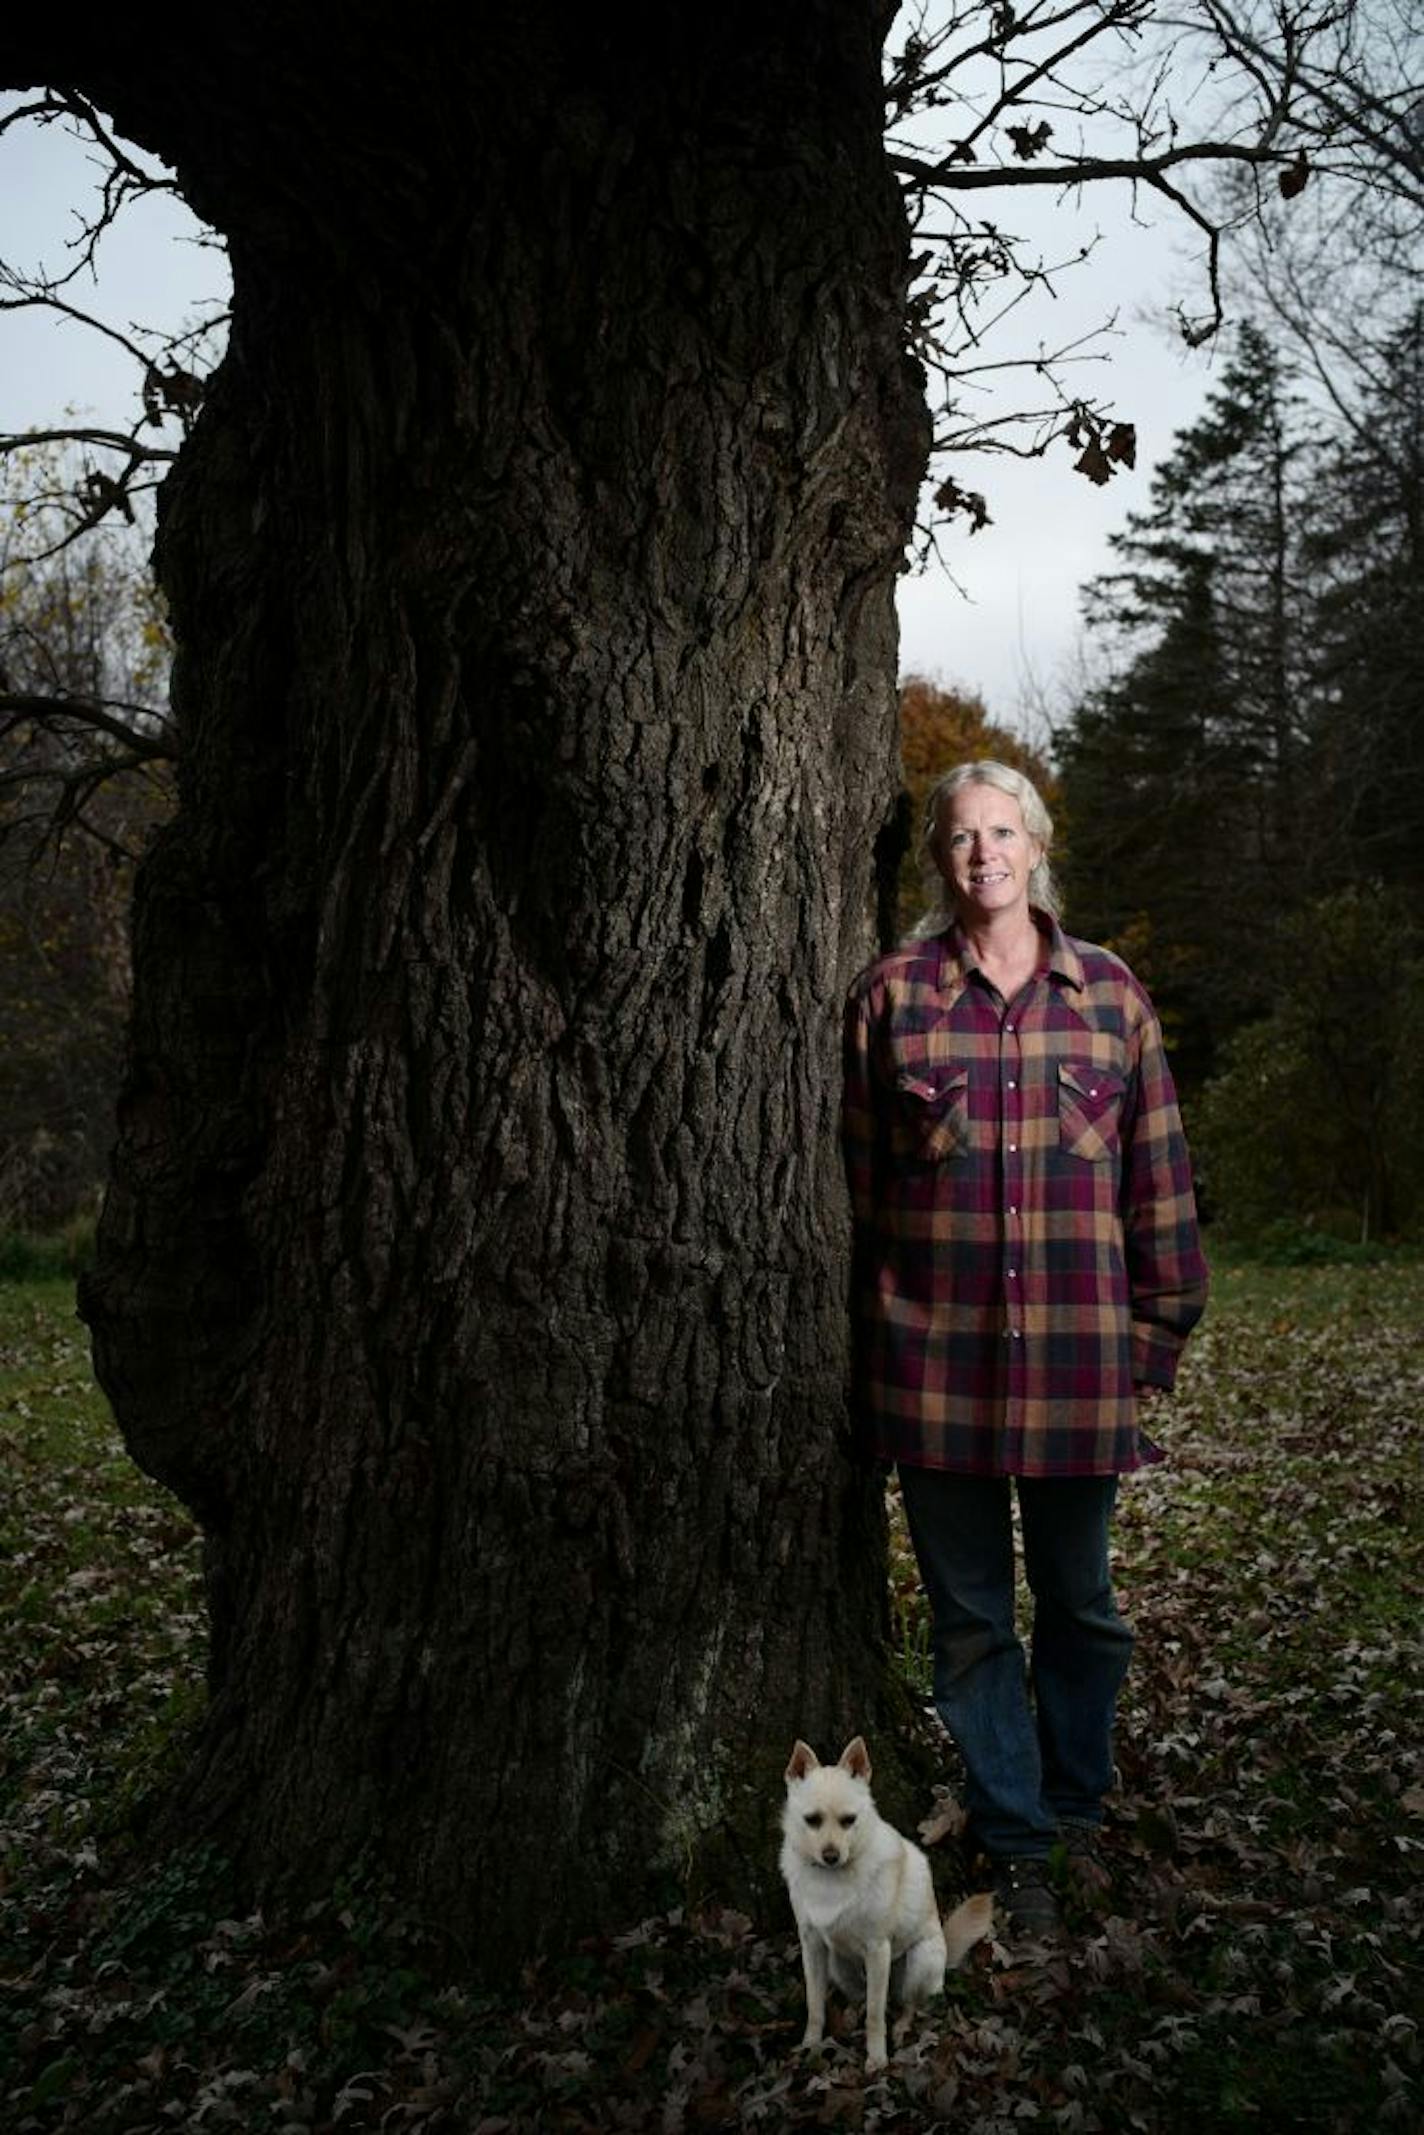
1057;325;1311;1083
1304;304;1424;894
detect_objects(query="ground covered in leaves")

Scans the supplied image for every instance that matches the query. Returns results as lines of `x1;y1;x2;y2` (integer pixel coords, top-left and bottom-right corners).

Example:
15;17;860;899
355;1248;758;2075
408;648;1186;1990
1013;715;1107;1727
2;1263;1421;2131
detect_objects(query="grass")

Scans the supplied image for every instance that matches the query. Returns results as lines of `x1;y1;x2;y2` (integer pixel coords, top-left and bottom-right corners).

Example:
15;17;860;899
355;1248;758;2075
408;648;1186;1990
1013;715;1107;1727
0;1279;206;1866
2;1263;1421;2131
0;1218;97;1283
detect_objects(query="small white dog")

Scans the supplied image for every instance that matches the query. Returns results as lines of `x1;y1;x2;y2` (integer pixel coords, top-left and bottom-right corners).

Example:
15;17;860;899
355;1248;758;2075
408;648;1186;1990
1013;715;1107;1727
780;1736;992;2071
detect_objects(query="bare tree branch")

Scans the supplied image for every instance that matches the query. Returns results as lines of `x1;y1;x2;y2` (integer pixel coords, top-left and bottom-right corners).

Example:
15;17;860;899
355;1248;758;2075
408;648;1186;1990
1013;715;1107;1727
0;276;160;370
887;0;1423;539
0;692;175;761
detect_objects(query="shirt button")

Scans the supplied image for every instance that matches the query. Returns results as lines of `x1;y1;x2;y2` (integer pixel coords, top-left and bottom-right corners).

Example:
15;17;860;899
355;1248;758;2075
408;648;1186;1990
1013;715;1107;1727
1008;1268;1017;1279
1008;1204;1018;1216
1008;1142;1018;1153
1011;1329;1022;1341
1007;1079;1017;1090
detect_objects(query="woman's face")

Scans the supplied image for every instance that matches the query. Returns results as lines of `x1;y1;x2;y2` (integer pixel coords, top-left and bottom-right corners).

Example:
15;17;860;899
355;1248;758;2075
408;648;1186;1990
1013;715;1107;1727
935;783;1042;924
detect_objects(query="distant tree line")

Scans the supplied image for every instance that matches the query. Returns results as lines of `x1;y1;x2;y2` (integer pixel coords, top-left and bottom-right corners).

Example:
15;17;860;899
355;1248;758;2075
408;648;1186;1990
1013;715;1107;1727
12;306;1424;1251
1052;309;1424;1244
0;445;172;1234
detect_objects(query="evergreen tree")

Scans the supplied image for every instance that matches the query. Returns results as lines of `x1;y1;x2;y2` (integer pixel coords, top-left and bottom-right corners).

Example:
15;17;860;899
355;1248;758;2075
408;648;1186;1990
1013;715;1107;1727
1057;325;1311;1083
1304;305;1424;895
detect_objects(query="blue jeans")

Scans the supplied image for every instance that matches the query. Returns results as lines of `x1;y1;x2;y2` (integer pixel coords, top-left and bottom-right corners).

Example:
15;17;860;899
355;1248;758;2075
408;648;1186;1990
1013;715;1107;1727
898;1465;1134;1860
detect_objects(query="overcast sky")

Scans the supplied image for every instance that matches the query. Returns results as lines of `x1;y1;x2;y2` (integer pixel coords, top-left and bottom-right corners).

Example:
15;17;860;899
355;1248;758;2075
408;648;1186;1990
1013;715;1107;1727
1;84;1228;736
896;205;1222;729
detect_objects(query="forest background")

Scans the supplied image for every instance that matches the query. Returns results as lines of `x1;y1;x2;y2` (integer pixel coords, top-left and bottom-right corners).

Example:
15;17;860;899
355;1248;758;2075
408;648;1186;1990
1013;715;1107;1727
5;282;1422;1258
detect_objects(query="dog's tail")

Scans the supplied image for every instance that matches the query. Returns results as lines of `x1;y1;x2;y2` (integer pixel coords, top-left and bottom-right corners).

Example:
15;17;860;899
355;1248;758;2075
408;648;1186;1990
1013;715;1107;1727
942;1890;994;1967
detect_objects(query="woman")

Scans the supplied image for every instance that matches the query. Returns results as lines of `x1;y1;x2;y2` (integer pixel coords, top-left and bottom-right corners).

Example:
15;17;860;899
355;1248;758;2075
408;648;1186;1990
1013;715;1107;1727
842;760;1208;1935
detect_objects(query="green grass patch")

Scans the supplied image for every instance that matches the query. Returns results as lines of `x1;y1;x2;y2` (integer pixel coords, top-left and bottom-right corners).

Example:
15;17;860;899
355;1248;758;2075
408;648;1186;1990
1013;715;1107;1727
0;1276;206;1939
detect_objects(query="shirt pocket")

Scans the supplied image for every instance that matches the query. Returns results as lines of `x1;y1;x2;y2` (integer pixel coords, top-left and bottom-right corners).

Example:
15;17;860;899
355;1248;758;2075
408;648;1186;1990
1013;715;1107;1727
892;1064;971;1164
1058;1060;1125;1162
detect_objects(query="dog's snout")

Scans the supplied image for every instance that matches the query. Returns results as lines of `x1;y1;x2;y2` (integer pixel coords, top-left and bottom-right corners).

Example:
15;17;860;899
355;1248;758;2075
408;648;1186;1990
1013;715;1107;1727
820;1845;841;1866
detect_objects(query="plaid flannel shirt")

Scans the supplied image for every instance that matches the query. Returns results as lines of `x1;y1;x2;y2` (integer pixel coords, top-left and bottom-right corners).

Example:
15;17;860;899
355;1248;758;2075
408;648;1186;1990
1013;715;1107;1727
842;916;1208;1476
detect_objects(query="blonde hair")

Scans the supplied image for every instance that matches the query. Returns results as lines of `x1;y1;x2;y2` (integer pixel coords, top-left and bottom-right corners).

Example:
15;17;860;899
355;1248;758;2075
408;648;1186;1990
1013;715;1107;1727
914;759;1061;934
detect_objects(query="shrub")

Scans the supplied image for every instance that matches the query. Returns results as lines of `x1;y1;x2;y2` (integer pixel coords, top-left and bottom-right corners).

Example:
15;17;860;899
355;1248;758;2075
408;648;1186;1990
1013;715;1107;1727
1191;888;1424;1245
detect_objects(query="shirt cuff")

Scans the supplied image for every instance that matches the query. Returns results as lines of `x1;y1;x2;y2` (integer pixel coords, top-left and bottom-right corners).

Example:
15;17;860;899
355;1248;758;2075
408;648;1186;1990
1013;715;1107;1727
1132;1323;1183;1391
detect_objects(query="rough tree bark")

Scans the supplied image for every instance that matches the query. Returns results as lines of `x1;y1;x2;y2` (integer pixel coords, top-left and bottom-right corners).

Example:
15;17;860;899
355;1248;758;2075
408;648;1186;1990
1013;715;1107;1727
8;4;928;1957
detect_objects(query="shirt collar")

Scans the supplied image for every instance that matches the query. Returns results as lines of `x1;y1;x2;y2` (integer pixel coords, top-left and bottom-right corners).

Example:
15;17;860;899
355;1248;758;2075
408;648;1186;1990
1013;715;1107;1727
935;911;1085;993
1041;915;1085;990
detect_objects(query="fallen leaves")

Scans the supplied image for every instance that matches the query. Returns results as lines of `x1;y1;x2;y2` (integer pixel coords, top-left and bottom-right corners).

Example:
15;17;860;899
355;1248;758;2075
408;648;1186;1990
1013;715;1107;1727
1;1262;1421;2130
917;1786;968;1848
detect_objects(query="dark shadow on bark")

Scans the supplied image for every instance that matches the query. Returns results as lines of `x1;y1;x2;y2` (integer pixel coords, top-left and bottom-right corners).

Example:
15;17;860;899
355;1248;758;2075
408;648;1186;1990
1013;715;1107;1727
42;4;932;1962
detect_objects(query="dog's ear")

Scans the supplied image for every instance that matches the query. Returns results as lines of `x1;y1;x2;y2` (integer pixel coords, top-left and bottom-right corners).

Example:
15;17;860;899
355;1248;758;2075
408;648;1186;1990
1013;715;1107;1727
839;1736;872;1781
785;1740;819;1783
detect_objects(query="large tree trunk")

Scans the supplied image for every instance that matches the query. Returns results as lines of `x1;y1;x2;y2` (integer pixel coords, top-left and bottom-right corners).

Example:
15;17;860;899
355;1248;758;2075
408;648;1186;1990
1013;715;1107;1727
46;4;926;1957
